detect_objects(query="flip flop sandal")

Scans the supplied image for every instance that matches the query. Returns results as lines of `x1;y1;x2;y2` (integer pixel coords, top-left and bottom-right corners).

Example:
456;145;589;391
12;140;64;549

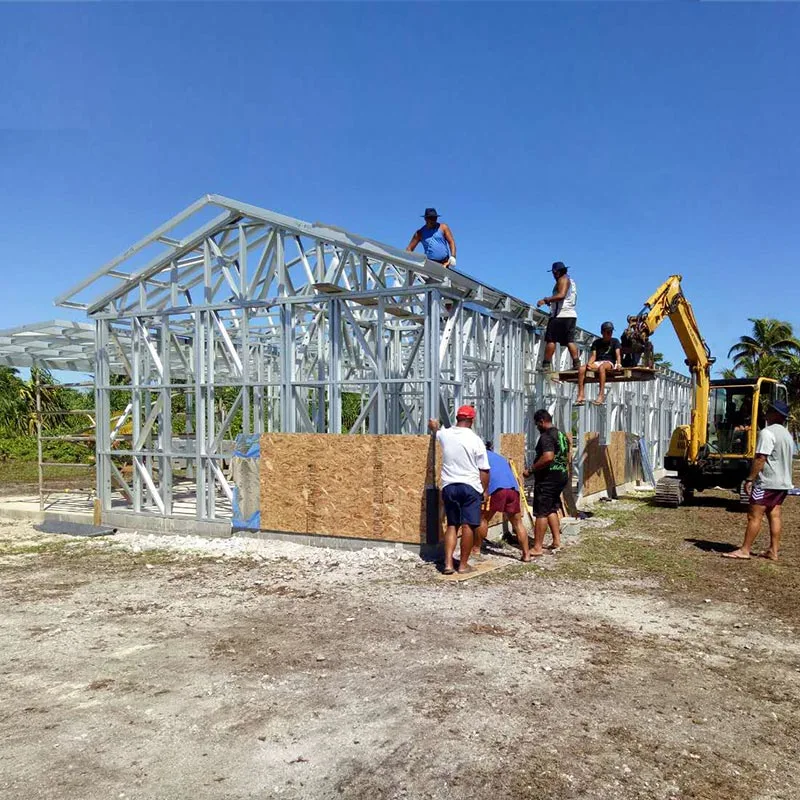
442;566;455;575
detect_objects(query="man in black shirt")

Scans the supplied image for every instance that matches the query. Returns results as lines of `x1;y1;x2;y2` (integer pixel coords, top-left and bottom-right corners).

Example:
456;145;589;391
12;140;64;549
576;321;622;406
523;409;570;556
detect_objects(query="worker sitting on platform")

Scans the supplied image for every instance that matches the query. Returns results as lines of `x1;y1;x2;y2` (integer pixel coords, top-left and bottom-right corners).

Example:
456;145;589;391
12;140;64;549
406;208;457;268
537;261;581;374
576;321;622;406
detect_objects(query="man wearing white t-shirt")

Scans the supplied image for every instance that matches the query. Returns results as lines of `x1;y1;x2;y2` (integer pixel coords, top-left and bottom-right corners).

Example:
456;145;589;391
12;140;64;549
428;406;490;575
725;401;795;561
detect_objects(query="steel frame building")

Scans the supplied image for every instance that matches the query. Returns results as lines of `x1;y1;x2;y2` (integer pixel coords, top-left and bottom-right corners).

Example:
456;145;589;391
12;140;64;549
1;195;692;526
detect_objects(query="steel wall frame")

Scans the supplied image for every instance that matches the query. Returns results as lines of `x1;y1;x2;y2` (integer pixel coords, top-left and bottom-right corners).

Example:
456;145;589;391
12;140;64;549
34;195;691;523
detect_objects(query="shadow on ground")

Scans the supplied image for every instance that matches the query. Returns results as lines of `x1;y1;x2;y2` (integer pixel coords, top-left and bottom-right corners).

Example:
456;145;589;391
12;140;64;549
684;537;738;554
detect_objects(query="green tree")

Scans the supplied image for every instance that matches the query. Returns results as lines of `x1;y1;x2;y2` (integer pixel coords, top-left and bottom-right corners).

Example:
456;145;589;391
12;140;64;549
727;318;800;376
724;320;800;437
652;352;672;371
0;367;26;433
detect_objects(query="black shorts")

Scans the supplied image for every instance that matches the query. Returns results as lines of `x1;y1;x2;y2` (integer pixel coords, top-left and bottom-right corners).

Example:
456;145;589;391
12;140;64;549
441;483;483;528
533;473;568;518
545;317;576;345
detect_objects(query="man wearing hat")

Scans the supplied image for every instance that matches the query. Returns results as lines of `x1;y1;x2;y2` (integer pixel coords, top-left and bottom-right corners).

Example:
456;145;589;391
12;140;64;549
428;406;490;574
537;261;581;374
406;208;457;268
575;321;622;406
724;400;795;561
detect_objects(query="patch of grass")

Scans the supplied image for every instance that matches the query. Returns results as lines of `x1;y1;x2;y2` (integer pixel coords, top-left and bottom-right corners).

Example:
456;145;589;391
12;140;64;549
550;500;700;585
589;499;650;530
549;558;615;582
0;459;94;489
573;534;698;581
0;539;71;557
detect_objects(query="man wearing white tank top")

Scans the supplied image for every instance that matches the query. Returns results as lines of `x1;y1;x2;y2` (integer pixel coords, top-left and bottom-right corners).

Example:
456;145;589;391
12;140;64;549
537;261;581;373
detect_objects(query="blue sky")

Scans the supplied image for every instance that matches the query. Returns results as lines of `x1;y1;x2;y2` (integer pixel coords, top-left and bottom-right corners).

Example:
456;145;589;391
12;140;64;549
1;2;798;373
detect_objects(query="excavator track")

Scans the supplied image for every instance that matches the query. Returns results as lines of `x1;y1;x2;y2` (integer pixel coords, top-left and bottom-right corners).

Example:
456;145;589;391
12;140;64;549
654;476;684;507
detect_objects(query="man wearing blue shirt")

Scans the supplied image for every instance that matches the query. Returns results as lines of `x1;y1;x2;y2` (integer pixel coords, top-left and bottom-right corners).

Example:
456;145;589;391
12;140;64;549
473;442;531;562
406;208;457;268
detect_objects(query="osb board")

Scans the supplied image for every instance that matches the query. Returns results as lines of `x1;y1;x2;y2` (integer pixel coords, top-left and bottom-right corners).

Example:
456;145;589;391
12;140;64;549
499;434;525;482
260;433;438;545
379;435;438;544
582;431;629;496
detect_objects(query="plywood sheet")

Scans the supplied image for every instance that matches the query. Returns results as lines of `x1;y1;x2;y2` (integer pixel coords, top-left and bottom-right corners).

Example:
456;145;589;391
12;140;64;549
582;431;632;496
582;433;614;496
499;433;525;482
260;433;440;545
261;434;314;533
378;435;438;544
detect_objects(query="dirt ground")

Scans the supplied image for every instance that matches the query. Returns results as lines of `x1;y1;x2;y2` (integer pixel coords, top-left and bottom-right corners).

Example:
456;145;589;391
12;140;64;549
2;485;800;800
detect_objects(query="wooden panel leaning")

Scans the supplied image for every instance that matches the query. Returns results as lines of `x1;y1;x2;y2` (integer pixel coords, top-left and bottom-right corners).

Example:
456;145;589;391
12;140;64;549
499;433;525;481
581;431;631;497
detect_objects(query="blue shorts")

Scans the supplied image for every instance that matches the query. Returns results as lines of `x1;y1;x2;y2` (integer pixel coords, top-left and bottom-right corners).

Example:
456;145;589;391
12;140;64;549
442;483;483;528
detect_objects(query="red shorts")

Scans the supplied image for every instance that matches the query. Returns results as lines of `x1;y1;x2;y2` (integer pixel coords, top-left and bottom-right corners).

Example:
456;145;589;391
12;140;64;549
487;488;521;515
751;487;788;509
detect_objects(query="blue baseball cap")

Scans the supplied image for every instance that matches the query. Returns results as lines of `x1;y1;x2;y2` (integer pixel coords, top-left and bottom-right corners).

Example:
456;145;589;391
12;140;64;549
769;401;790;418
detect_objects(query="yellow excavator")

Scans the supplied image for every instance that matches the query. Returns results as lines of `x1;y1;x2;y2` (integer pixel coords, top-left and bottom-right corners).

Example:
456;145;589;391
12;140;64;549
623;275;790;507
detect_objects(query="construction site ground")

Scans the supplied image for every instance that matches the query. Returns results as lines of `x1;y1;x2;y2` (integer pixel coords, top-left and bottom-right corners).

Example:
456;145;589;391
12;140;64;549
2;472;800;800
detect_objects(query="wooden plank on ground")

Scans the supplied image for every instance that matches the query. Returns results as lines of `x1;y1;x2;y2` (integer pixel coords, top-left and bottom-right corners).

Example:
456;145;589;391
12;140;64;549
437;558;508;582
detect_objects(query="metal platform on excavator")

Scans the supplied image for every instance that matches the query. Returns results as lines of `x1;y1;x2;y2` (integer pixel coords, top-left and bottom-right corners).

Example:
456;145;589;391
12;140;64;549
555;366;657;384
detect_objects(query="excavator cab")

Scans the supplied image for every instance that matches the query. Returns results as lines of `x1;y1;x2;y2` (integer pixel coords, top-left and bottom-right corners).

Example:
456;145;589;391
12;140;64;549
706;378;788;462
660;377;788;504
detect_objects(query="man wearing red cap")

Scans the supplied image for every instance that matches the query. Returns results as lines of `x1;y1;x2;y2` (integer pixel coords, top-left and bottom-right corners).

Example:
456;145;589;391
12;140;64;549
428;406;490;574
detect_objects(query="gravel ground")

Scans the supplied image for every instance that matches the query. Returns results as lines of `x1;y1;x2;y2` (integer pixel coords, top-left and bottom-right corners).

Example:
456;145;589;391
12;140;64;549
2;492;800;800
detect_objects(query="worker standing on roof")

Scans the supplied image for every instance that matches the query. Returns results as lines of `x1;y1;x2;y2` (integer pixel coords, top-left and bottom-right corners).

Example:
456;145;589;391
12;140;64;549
576;321;622;407
537;261;581;374
406;208;457;268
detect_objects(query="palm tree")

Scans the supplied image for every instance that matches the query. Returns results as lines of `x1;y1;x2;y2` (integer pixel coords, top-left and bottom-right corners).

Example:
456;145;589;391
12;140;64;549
782;354;800;436
0;367;26;433
727;318;800;376
723;323;800;436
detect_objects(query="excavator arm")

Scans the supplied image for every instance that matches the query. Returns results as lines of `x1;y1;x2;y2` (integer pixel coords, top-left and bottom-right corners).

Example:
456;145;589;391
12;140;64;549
624;275;715;461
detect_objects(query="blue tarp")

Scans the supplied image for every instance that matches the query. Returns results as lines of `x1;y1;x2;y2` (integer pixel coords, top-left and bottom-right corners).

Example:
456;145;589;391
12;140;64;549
232;434;261;531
